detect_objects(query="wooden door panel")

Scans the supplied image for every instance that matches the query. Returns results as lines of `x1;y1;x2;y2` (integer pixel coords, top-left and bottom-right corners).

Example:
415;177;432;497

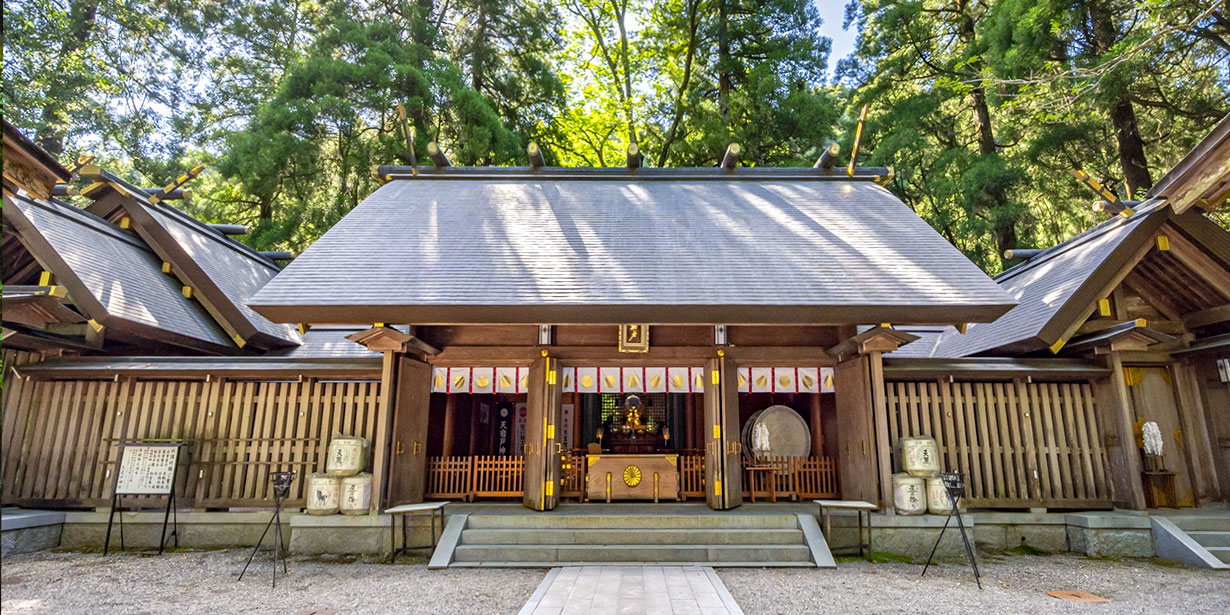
387;358;431;506
1130;367;1195;506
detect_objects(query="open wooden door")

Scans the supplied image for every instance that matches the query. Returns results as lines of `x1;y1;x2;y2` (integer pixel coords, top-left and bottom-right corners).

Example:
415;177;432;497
523;356;563;511
704;355;742;509
386;357;431;506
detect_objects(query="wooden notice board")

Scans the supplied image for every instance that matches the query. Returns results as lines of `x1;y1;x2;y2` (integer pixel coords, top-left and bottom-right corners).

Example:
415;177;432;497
114;444;181;495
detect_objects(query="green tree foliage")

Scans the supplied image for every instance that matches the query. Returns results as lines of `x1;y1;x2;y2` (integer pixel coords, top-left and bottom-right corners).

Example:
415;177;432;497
2;0;1226;262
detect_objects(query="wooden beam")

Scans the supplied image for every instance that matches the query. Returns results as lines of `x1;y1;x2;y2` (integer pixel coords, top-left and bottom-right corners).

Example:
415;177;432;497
442;395;457;457
428;344;837;365
626;143;641;170
527;142;545;168
720;143;740;170
814;143;839;169
869;351;894;513
427;141;451;167
1167;231;1230;295
1107;350;1147;510
370;351;398;511
1182;304;1230;329
209;223;249;236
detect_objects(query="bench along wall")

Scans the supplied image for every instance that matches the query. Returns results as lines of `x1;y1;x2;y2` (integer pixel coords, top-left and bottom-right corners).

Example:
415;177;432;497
2;350;382;509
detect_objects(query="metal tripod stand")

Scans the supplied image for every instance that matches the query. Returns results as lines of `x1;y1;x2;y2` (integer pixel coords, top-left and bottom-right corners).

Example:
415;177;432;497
239;471;295;587
921;471;981;589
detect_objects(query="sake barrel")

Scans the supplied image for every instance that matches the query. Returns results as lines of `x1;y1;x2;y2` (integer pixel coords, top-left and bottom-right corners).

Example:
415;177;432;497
893;473;927;515
306;473;341;515
926;477;953;514
901;436;940;477
340;473;372;515
326;435;366;476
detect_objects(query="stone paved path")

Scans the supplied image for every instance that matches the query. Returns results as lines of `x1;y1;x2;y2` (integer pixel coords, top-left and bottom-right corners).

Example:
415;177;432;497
518;565;743;615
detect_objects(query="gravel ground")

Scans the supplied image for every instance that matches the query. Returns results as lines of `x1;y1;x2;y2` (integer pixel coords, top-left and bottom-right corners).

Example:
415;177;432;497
718;554;1230;614
0;549;543;615
3;550;1226;615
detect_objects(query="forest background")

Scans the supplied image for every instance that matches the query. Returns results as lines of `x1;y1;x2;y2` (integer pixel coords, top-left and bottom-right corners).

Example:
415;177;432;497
3;0;1228;272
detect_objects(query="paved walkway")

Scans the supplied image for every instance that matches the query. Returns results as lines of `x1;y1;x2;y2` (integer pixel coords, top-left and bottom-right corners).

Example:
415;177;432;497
518;565;744;615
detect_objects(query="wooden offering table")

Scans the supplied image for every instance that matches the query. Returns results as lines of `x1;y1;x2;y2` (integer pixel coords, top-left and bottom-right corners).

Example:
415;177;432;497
586;454;680;503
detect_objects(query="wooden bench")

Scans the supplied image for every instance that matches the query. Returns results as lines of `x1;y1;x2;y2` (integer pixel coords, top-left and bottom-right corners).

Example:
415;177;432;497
814;499;877;561
386;501;448;563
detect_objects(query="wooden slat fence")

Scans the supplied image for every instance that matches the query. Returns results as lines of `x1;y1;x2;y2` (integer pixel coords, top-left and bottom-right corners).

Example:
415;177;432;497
472;455;524;497
680;454;705;499
425;456;473;500
885;379;1112;508
1;370;381;509
743;456;840;500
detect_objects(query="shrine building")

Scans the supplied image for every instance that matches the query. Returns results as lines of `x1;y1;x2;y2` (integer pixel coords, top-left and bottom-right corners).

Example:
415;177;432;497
3;115;1228;567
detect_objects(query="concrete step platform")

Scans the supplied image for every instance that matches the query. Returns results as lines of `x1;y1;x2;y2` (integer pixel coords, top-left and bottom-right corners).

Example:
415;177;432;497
1208;546;1230;564
464;514;800;530
1187;531;1230;548
431;512;834;569
461;527;805;545
1168;517;1230;532
453;544;814;564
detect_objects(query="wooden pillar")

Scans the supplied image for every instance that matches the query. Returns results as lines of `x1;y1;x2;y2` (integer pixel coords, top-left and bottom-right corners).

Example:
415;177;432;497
809;394;823;457
523;356;563;511
868;351;894;512
684;393;696;450
370;352;398;512
442;395;457;457
1106;351;1147;510
703;354;742;509
468;397;481;456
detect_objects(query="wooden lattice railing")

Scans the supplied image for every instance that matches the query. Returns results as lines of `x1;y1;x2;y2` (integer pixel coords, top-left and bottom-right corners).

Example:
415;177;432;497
423;453;839;502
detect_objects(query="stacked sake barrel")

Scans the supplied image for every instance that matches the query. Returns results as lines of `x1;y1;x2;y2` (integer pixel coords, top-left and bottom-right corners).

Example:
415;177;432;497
894;436;952;515
307;435;371;515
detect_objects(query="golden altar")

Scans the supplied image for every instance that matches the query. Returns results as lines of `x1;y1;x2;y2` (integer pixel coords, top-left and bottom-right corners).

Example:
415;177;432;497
586;454;680;502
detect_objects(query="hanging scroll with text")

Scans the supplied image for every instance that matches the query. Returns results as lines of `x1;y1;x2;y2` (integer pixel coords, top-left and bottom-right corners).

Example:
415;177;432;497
114;444;182;495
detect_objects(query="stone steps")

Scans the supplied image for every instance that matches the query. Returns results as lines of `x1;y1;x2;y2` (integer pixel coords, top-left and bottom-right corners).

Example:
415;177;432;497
430;512;834;568
461;527;804;545
453;544;814;564
464;514;800;530
1152;514;1230;570
1187;531;1230;548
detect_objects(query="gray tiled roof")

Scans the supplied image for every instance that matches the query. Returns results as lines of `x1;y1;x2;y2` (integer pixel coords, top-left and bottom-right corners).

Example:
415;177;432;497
933;202;1170;357
144;203;299;343
250;176;1015;324
8;195;232;347
278;326;380;359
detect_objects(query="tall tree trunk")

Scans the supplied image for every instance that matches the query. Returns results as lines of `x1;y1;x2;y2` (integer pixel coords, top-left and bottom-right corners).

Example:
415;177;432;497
658;0;700;166
1109;98;1152;197
37;0;99;156
614;0;637;146
958;9;1018;265
1089;2;1152;196
717;0;731;128
471;4;488;92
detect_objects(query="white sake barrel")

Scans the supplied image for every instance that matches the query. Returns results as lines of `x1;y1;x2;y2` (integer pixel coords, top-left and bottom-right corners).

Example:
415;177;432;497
306;473;341;515
901;436;940;477
326;435;366;476
893;473;927;515
340;473;372;515
926;477;953;514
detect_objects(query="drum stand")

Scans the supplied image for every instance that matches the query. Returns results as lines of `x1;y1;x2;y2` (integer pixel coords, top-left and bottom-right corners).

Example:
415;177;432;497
239;471;294;587
921;472;981;589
